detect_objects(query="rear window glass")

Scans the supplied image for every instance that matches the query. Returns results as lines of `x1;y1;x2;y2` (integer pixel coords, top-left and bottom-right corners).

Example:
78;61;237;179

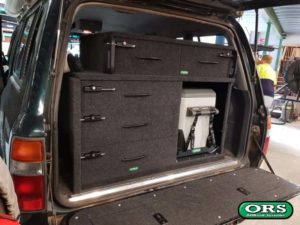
68;34;80;56
198;35;228;46
13;14;35;77
177;35;228;46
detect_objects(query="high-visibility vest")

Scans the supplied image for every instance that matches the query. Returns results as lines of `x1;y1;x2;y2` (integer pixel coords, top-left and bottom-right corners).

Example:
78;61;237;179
257;63;277;85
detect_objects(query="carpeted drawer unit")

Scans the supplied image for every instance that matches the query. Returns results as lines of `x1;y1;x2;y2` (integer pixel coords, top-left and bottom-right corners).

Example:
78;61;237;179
59;73;182;192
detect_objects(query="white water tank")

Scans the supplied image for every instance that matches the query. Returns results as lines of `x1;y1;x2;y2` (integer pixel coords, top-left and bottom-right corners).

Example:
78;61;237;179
178;89;216;150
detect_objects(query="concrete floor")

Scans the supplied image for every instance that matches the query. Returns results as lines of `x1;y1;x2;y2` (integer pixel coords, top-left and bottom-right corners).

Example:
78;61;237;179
242;119;300;225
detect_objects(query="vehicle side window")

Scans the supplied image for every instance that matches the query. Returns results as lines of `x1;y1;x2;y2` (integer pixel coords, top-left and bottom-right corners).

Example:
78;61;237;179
176;35;230;46
8;25;22;72
23;11;43;77
7;25;19;60
12;14;35;79
68;34;80;57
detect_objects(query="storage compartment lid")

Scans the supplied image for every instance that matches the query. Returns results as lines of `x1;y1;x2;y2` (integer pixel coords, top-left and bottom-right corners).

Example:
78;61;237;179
181;89;216;98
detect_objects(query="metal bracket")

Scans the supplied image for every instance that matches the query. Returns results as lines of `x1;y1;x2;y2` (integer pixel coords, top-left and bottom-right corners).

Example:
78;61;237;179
80;115;106;122
83;85;116;93
153;213;168;225
185;107;219;151
81;151;106;160
107;41;136;48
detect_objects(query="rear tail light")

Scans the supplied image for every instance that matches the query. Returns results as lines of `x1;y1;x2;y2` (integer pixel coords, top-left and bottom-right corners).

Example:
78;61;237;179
12;139;43;162
11;138;45;212
13;176;45;211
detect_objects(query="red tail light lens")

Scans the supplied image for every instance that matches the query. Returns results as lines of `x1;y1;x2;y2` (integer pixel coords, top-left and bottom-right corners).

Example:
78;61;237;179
13;175;45;211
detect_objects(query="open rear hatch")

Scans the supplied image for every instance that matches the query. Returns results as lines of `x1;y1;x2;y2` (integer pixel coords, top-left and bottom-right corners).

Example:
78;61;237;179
55;3;299;224
65;168;299;225
147;0;300;16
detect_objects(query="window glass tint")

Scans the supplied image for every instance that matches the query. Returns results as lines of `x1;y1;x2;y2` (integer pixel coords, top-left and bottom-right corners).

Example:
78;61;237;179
68;34;80;57
7;26;20;61
13;14;35;78
199;36;217;44
24;11;43;76
176;35;229;46
199;35;228;46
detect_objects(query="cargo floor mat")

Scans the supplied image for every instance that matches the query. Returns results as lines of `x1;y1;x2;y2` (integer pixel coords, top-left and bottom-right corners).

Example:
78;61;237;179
67;168;299;225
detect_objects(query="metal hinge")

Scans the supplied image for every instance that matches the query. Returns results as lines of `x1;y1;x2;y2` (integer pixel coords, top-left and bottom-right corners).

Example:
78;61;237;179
251;74;258;84
258;105;267;118
43;119;51;133
251;125;261;138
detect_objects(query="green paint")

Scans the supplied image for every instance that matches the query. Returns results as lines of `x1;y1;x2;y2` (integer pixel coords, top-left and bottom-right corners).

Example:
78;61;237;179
0;7;6;15
192;148;202;154
275;38;283;71
264;8;285;37
263;21;271;55
180;70;189;76
129;166;139;173
3;33;12;38
239;201;293;219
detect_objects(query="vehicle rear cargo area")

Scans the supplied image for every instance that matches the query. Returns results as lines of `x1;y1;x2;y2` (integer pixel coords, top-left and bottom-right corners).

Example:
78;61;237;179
65;168;300;225
57;5;251;197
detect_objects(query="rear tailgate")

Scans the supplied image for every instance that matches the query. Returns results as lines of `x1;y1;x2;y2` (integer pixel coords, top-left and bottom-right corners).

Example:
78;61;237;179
65;168;299;225
135;0;300;17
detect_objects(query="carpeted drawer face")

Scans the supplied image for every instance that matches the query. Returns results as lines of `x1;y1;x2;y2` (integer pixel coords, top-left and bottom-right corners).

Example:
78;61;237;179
81;104;180;152
180;45;236;78
111;37;181;75
79;79;181;149
80;80;181;115
81;136;178;190
80;32;181;76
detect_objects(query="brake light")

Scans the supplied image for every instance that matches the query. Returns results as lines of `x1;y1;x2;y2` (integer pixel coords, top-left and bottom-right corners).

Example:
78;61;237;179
11;138;45;212
13;176;45;211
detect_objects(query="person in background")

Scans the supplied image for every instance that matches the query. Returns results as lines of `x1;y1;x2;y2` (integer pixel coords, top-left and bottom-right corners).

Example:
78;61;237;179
257;55;277;108
0;157;20;224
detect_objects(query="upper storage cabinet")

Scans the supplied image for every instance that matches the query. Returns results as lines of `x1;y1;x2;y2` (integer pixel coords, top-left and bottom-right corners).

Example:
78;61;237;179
79;32;236;79
80;33;182;76
179;43;236;78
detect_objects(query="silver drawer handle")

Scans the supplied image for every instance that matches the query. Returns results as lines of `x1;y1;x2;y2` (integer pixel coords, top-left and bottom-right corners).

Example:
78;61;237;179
83;86;116;92
80;115;106;122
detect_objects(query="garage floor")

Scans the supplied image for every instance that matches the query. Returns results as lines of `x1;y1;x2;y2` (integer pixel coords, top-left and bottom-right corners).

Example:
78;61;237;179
242;119;300;225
